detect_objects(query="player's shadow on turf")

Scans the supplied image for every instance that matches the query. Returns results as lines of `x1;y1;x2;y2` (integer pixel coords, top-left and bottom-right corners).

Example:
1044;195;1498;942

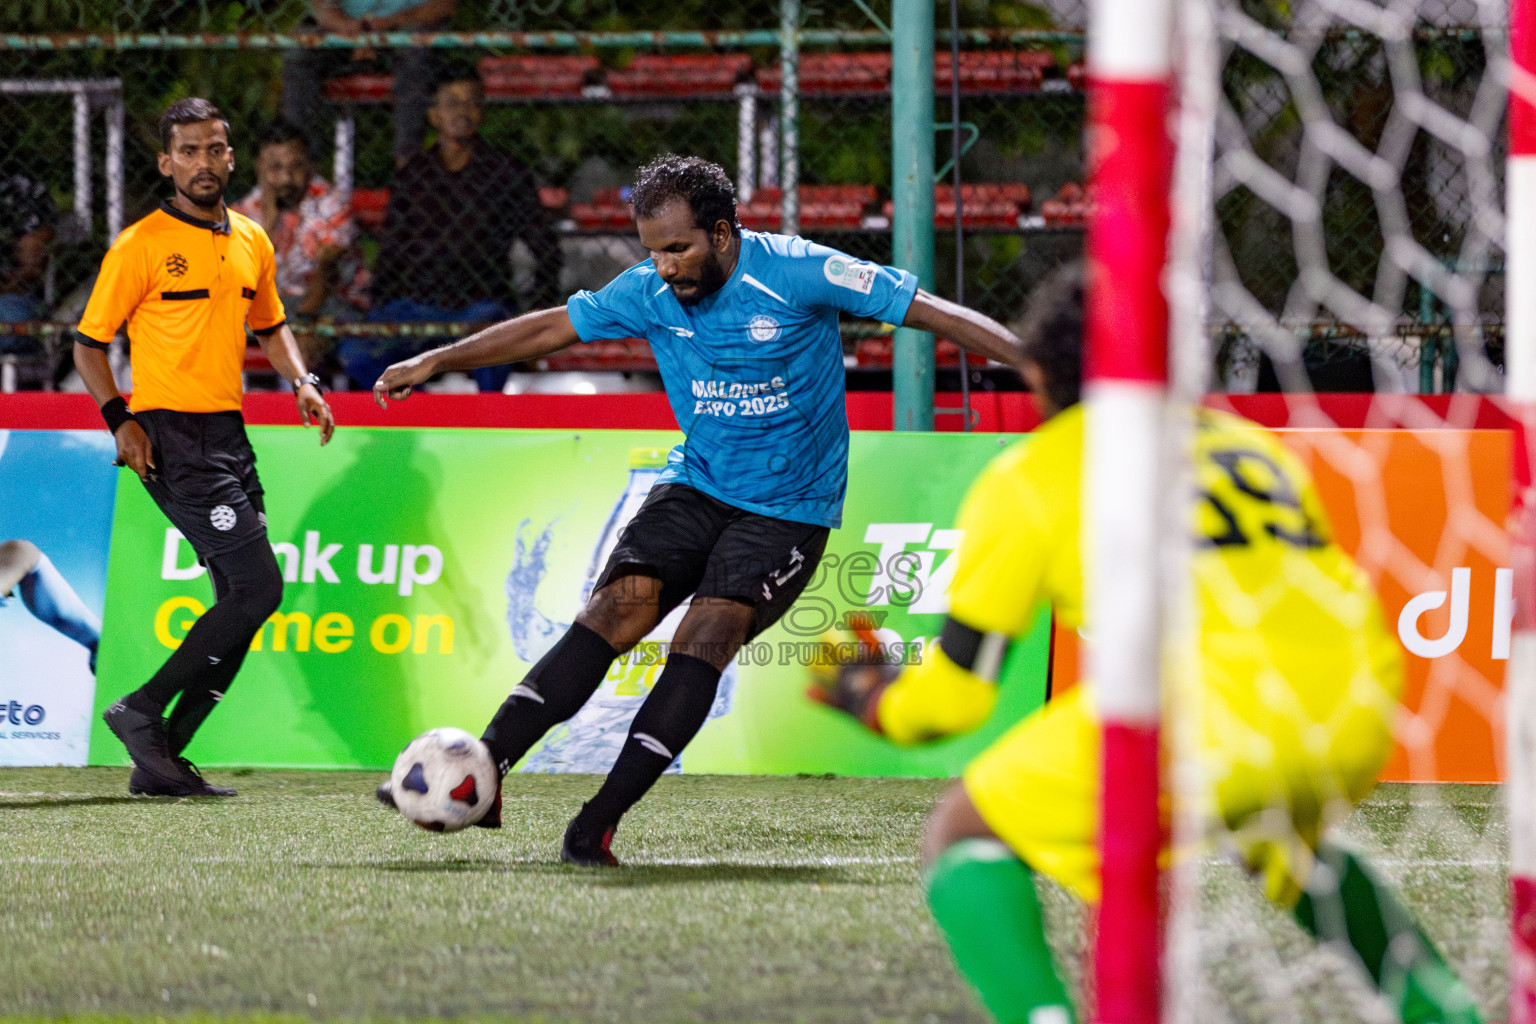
355;859;881;887
0;796;145;810
579;864;884;888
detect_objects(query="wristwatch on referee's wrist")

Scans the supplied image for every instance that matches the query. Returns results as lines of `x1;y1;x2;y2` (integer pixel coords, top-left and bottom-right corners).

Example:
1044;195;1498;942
292;372;324;395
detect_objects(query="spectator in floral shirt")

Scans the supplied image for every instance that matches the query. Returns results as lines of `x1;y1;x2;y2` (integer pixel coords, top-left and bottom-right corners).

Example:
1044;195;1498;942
231;121;367;367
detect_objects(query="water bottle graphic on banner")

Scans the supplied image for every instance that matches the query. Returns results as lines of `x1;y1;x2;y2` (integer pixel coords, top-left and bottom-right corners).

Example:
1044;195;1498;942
519;446;738;774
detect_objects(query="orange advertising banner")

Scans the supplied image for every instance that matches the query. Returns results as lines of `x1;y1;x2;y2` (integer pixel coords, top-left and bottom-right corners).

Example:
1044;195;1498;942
1050;428;1511;784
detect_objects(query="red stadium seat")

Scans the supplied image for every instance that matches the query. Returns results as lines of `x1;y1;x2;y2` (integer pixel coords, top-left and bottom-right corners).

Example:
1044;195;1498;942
757;52;892;95
323;73;394;104
935;50;1052;93
570;188;632;231
1039;183;1092;226
736;185;877;231
538;187;570;212
351;188;389;233
606;54;753;97
757;51;1059;96
545;337;656;371
878;183;1032;229
477;55;599;99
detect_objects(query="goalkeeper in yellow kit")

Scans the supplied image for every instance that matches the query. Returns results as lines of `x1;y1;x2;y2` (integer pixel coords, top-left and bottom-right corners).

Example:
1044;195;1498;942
813;266;1484;1024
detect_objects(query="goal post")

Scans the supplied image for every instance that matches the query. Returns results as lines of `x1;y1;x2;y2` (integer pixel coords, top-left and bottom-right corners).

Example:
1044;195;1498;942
1508;0;1536;1020
1084;0;1177;1021
1095;0;1520;1020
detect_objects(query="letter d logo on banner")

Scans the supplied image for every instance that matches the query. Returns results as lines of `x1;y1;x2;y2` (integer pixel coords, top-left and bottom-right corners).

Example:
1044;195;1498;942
1399;567;1471;658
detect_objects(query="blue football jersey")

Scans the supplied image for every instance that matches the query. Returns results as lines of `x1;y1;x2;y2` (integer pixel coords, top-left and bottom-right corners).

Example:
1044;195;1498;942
566;230;918;527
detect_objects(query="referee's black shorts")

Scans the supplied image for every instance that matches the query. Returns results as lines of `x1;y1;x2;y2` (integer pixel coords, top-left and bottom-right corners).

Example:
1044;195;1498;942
595;483;830;642
135;410;270;560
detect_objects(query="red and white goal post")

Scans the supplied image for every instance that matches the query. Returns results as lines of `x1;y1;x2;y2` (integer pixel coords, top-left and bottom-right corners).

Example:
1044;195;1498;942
1089;0;1528;1020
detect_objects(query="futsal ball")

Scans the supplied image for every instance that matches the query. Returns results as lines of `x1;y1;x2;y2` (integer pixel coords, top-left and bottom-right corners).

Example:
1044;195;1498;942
389;727;498;832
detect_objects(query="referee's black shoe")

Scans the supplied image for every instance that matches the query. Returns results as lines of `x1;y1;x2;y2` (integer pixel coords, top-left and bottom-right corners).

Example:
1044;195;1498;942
129;760;237;797
103;701;206;796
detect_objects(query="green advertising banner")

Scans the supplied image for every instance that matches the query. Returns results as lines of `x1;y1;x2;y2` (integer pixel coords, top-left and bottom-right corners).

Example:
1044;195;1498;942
94;428;1049;776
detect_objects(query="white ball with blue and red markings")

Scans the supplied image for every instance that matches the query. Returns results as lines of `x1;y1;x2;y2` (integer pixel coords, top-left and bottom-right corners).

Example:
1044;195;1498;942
389;727;497;832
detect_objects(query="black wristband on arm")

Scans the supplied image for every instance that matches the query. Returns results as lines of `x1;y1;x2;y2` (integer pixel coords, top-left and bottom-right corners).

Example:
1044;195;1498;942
100;396;137;435
938;617;1010;682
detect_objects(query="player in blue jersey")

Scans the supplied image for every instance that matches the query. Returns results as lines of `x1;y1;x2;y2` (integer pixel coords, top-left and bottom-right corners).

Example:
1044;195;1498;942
372;154;1027;865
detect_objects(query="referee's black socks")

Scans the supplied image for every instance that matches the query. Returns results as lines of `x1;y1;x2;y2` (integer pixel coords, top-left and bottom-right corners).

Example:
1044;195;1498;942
125;540;282;723
480;622;619;774
575;652;721;833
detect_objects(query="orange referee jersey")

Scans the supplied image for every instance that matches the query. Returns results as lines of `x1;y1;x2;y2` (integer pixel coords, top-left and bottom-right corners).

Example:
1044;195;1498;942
76;200;286;414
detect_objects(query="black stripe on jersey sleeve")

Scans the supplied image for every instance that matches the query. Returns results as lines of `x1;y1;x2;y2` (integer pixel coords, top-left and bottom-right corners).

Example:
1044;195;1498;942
251;319;286;337
161;289;210;301
74;329;112;351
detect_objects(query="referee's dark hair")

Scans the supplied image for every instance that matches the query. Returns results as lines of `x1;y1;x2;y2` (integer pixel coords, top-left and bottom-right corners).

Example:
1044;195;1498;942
255;119;311;157
630;155;740;237
1014;260;1084;412
160;97;231;152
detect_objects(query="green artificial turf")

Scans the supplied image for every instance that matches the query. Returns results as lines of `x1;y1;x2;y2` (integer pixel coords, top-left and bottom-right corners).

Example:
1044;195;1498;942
0;771;1509;1023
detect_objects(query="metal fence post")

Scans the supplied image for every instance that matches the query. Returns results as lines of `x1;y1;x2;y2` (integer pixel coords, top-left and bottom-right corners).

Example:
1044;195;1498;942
780;0;799;237
891;0;935;431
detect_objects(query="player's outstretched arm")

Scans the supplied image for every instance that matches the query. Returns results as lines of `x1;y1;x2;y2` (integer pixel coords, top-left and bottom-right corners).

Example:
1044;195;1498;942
373;307;581;408
902;290;1026;373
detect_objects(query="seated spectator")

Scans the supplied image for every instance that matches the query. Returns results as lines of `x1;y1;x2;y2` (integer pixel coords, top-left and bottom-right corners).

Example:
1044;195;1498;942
231;121;367;370
342;67;562;392
0;173;57;323
281;0;459;169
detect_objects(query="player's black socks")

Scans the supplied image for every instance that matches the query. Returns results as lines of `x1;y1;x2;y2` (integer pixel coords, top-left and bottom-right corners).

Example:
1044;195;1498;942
130;540;281;722
481;622;619;773
576;653;721;832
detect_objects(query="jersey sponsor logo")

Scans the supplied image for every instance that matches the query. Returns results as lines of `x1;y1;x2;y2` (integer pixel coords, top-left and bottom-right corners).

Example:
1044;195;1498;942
747;314;782;343
690;375;790;417
824;256;877;295
165;253;188;277
209;505;237;531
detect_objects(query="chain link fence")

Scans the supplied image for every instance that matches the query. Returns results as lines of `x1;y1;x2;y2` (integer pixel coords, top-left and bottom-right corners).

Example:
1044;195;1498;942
0;0;1504;394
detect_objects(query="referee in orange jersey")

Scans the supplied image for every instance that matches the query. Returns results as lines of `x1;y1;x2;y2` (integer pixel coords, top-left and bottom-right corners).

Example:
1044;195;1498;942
74;98;336;797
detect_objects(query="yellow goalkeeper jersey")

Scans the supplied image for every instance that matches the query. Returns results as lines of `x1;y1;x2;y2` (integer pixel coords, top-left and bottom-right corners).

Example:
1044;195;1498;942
878;403;1404;762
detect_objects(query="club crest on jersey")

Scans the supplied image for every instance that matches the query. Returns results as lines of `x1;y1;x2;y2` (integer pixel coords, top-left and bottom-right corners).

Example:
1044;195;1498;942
823;256;877;294
165;253;188;277
747;314;782;343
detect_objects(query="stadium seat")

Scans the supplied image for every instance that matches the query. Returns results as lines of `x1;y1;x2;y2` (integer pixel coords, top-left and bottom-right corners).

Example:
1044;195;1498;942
545;336;655;371
878;183;1032;229
323;73;394;104
934;50;1052;93
476;55;600;99
1039;182;1091;226
606;54;753;97
736;185;877;231
570;187;632;231
538;187;571;214
756;50;1064;97
851;336;963;368
350;188;389;233
756;52;892;95
349;187;570;235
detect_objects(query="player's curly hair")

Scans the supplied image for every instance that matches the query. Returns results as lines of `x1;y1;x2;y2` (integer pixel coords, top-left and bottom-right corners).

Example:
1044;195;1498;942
630;154;740;236
1014;260;1084;412
159;97;230;153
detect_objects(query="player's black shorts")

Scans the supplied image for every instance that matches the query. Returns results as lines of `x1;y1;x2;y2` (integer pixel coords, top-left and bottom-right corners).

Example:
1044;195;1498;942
596;483;830;641
135;410;269;561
